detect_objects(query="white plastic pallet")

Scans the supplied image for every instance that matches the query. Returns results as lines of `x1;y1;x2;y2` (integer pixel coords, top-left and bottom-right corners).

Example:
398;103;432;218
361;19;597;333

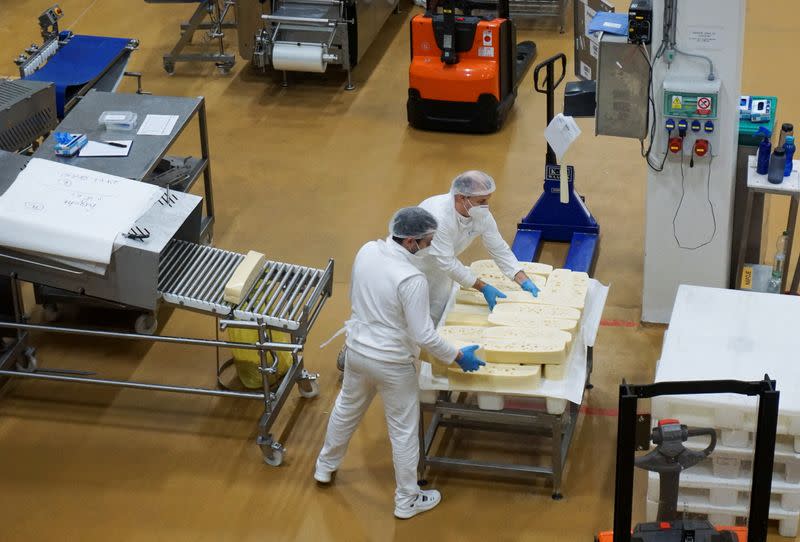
645;489;799;537
653;396;800;450
685;437;800;483
647;465;800;512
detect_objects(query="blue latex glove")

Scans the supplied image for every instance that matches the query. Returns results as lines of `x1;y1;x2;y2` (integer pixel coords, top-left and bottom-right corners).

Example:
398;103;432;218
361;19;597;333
455;345;486;372
520;278;540;298
481;283;507;311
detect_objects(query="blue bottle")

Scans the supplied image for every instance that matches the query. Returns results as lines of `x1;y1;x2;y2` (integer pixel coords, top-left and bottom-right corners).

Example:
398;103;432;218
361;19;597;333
784;135;796;176
756;126;772;175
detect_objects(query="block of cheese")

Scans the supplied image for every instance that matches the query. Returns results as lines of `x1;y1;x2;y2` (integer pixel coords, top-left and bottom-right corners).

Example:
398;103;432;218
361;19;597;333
542;269;589;308
482;325;573;347
492;303;581;321
543;363;567;380
474;272;547;292
456;289;539;306
482;335;570;365
447;362;541;391
444;304;492;326
223;251;266;304
470;259;553;277
487;312;578;331
438;325;486;343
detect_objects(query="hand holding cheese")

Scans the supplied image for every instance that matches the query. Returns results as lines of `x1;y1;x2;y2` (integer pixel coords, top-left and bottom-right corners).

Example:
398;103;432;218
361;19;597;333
479;282;506;310
520;278;540;297
455;344;485;372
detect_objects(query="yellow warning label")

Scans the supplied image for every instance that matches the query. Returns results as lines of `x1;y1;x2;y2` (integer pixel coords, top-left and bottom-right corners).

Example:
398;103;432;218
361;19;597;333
671;96;683;109
741;266;753;289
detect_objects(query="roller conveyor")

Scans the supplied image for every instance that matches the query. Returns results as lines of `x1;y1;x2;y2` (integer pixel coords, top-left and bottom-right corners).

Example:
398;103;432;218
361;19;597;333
157;239;333;334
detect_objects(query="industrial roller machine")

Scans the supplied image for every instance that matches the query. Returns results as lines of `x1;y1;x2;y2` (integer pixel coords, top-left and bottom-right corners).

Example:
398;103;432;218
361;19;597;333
236;0;400;89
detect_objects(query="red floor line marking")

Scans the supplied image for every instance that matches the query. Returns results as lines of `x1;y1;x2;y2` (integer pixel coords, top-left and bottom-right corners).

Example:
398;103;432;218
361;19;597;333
580;406;620;417
600;319;638;328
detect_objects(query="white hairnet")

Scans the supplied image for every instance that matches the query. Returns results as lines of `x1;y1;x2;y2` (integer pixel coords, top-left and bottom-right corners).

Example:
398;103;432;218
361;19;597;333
389;207;438;239
450;170;496;196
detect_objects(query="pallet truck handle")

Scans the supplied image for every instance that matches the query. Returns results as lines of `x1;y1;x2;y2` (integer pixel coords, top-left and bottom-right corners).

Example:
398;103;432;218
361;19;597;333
533;52;566;95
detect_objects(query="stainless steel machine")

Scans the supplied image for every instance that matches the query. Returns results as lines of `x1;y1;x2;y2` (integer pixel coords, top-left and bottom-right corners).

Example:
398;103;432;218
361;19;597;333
237;0;400;89
0;151;334;465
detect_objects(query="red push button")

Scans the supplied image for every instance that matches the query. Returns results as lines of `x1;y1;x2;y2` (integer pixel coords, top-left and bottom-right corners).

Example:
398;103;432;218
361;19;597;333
660;522;671;529
659;418;680;426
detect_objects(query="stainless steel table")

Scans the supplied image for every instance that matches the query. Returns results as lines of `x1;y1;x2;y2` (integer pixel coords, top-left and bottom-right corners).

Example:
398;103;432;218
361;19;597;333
34;90;215;241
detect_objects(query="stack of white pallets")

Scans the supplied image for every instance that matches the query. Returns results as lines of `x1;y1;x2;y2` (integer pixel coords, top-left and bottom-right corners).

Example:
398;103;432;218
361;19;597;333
649;285;800;537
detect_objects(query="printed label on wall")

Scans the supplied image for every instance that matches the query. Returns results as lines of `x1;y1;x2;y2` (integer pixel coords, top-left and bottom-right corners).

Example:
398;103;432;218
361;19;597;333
686;25;722;50
478;47;495;58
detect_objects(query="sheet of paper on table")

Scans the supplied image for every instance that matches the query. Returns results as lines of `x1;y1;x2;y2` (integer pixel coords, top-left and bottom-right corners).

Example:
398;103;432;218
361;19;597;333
137;114;179;136
0;158;162;264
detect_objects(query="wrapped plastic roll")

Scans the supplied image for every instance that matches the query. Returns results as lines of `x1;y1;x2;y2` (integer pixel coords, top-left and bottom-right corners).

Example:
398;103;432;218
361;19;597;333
272;42;327;73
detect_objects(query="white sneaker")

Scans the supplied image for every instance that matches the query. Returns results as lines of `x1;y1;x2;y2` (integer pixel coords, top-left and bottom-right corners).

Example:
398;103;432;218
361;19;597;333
314;469;334;484
394;489;441;519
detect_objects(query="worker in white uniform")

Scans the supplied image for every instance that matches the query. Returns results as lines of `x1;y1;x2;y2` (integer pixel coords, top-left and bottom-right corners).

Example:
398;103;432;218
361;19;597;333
419;170;540;324
315;207;485;519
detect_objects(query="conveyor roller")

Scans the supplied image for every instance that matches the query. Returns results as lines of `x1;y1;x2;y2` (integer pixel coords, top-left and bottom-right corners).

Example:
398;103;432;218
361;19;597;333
158;240;333;334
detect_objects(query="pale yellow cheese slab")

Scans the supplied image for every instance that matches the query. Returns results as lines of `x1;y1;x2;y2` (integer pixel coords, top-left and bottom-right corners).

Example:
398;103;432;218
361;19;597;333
473;272;547;292
438;325;486;343
447;362;542;391
491;302;581;321
542;269;589;308
543;363;567;380
482;325;573;346
482;337;569;365
470;259;553;277
223;251;266;304
444;304;492;326
487;312;578;331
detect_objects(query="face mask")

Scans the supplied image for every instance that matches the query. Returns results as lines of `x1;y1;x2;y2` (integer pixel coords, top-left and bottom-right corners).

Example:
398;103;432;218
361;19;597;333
412;240;432;258
465;198;490;219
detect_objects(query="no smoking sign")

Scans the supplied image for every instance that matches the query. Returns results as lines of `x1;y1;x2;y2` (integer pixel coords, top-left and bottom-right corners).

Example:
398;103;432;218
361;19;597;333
696;96;712;115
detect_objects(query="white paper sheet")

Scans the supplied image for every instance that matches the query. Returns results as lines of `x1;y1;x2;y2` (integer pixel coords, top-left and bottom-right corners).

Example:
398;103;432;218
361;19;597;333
79;140;132;157
0;158;162;264
137;114;179;136
544;113;582;163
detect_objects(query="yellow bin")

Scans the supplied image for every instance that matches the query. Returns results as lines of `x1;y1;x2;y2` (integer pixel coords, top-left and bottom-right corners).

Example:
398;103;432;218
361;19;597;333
228;327;292;389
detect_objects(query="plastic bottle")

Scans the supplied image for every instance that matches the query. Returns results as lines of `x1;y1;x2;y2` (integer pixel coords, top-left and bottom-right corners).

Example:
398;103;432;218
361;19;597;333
756;127;772;175
768;147;787;184
766;231;788;294
777;123;794;149
784;135;796;176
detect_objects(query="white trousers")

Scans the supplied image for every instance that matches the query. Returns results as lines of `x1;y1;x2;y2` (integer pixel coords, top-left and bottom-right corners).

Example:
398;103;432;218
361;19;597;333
316;348;420;508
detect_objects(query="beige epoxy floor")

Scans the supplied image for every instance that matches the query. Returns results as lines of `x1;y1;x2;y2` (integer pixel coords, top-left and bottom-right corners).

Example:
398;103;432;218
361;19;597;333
1;1;798;540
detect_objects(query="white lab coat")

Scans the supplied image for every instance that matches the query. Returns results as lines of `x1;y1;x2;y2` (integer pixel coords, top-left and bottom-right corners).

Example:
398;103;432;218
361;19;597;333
344;237;458;364
418;193;522;323
316;237;458;509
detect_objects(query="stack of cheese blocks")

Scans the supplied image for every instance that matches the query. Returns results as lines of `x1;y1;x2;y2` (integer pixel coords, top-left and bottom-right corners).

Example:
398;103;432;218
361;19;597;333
644;398;800;537
431;260;589;392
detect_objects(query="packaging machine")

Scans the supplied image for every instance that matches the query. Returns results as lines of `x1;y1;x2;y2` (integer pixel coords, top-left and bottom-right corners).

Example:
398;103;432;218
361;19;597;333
237;0;400;89
0;152;333;465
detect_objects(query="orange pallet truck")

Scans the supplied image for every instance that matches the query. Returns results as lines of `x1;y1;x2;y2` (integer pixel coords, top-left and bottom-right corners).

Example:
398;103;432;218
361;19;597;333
597;377;779;542
407;0;536;133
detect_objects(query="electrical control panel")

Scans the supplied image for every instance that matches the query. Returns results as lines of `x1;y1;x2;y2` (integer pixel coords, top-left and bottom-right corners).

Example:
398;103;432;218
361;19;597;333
661;77;721;157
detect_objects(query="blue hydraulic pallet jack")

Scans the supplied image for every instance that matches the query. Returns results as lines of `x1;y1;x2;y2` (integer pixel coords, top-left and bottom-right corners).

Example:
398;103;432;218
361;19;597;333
512;53;600;275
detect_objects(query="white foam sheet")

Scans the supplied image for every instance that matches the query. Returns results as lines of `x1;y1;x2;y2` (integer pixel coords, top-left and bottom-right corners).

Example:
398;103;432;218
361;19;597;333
655;285;800;416
419;278;608;404
0;158;161;265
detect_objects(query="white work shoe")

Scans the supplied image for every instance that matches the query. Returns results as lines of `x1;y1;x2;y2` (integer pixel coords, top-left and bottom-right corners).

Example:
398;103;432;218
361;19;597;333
314;468;335;484
394;489;441;519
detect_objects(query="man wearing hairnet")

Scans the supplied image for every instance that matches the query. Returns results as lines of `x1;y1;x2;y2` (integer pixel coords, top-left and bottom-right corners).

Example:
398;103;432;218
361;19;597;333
315;207;485;519
419;170;540;324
